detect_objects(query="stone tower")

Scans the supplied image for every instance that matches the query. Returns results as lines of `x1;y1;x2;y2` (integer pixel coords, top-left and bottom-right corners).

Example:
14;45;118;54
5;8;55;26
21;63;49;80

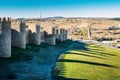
0;17;11;57
40;27;45;43
52;27;56;35
20;21;26;49
60;28;64;41
28;24;41;45
65;30;68;40
35;24;41;45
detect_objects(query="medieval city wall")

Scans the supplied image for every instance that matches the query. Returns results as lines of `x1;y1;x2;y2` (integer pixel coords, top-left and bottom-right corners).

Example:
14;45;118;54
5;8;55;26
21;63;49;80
11;21;26;49
0;19;68;57
45;35;56;45
26;22;41;45
52;27;68;42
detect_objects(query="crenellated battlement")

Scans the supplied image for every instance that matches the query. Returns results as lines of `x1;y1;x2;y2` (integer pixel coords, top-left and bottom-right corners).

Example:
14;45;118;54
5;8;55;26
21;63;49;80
0;17;11;23
20;20;26;26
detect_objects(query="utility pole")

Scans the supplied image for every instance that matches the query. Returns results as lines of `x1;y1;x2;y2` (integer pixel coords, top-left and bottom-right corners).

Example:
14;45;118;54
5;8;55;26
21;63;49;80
40;12;42;19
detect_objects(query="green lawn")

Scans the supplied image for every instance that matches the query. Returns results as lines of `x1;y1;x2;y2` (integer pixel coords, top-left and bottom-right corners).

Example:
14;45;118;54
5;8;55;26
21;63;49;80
53;43;120;80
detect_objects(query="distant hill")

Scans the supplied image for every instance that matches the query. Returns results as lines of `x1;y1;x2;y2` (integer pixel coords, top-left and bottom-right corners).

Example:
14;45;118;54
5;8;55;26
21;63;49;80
16;18;25;21
110;18;120;21
47;16;64;19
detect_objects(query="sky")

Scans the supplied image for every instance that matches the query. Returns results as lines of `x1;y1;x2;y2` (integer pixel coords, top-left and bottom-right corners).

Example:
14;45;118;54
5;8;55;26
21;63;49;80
0;0;120;18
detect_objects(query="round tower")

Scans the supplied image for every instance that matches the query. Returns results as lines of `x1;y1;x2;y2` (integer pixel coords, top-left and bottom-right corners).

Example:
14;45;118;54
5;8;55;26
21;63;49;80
52;27;56;35
35;24;41;45
0;17;11;57
20;21;26;49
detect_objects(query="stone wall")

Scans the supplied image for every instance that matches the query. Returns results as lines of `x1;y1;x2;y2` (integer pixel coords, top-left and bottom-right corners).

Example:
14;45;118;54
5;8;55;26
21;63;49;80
0;18;68;57
44;31;56;45
26;22;41;45
52;27;68;42
0;18;11;57
45;35;56;45
11;21;26;49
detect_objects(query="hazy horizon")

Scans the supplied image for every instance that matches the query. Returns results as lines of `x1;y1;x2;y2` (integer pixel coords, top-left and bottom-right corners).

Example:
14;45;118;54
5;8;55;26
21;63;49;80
0;0;120;18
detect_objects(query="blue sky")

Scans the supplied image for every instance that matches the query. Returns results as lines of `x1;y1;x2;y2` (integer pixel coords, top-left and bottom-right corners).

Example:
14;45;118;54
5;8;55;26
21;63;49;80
0;0;120;18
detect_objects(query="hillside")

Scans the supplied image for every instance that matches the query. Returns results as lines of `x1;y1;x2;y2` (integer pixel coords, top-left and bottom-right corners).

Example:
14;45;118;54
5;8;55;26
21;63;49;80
23;18;120;40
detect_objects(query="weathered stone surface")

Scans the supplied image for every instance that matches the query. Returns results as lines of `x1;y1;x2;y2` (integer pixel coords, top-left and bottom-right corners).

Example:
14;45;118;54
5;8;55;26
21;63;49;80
52;27;68;42
0;17;11;57
26;22;41;45
45;35;56;45
11;21;26;49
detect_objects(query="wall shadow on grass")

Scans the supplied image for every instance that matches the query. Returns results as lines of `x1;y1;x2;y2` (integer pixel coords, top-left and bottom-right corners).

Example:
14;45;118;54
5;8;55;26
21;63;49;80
53;76;87;80
53;41;118;80
89;50;116;56
66;52;108;60
76;50;116;58
70;41;88;50
58;59;117;68
52;41;88;80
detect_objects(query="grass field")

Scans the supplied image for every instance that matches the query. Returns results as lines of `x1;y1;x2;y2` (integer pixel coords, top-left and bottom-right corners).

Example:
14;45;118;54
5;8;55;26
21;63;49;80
53;43;120;80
